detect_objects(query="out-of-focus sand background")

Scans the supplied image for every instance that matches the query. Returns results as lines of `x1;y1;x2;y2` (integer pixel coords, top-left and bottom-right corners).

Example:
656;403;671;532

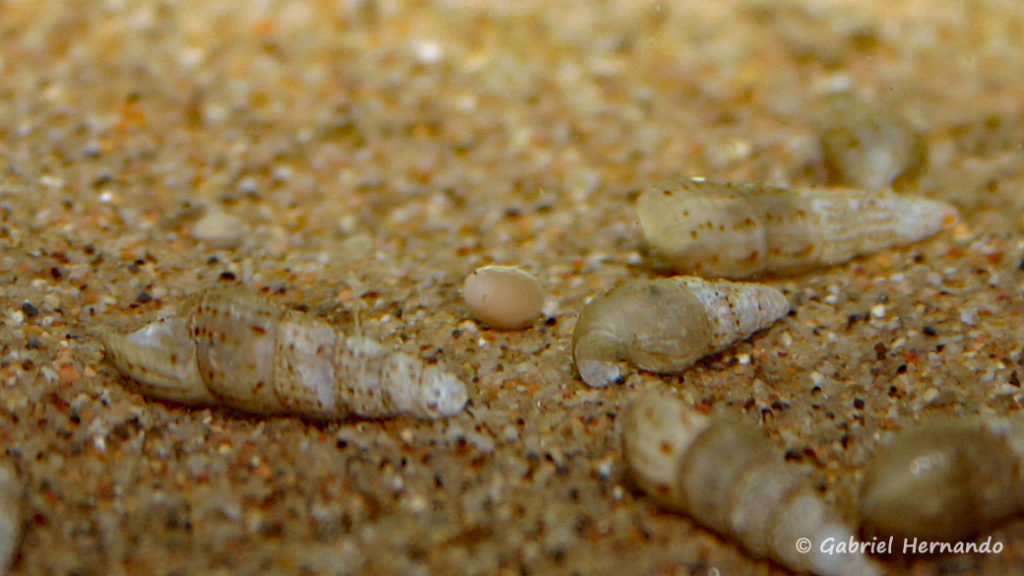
2;1;1024;574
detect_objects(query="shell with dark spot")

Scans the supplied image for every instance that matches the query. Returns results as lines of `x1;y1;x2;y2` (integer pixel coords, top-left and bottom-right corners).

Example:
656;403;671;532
99;286;468;420
638;177;958;278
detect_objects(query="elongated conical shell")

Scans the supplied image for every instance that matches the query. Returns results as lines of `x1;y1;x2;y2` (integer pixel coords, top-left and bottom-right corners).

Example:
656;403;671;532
623;391;882;576
860;417;1024;542
99;286;468;420
572;276;789;387
638;177;959;278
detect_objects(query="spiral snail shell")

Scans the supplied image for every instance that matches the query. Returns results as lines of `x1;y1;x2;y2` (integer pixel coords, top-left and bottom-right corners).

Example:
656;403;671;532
98;286;468;420
623;391;882;576
819;96;928;191
572;276;789;387
638;177;958;278
860;416;1024;542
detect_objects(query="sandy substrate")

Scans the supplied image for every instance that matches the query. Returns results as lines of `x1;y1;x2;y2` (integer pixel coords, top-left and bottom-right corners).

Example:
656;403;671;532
2;0;1024;574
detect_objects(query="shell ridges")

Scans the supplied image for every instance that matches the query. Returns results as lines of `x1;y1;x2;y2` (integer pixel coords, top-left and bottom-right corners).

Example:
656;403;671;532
100;286;468;420
572;276;788;387
638;178;958;278
623;391;882;576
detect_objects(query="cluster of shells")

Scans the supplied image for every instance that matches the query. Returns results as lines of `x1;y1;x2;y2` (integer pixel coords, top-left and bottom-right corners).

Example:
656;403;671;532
92;167;1019;575
575;176;975;576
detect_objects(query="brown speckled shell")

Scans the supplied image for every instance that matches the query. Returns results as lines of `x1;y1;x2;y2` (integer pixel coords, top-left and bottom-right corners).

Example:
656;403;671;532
623;391;882;576
638;177;958;278
99;286;468;420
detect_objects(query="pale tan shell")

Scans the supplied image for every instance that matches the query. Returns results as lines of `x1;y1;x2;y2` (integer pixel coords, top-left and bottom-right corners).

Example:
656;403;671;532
0;464;21;576
860;417;1024;542
623;391;882;576
99;286;468;420
192;209;246;249
462;265;544;330
572;276;789;387
638;177;958;278
820;96;928;191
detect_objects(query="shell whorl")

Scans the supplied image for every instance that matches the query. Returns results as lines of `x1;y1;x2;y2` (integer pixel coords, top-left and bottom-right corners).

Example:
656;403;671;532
572;276;789;387
860;417;1024;542
621;388;710;510
638;177;958;278
623;391;881;576
99;286;468;420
